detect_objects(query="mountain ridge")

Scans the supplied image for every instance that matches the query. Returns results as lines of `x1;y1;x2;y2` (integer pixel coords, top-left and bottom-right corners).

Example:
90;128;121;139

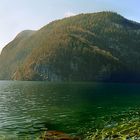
0;11;140;82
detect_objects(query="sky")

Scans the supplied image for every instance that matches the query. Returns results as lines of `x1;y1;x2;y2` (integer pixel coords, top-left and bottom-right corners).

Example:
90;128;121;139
0;0;140;51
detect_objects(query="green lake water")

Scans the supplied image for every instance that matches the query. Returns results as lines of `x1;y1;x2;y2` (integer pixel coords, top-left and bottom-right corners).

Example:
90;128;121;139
0;81;140;139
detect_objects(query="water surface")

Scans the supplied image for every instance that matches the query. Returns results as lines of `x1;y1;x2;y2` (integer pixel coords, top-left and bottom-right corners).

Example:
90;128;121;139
0;81;140;139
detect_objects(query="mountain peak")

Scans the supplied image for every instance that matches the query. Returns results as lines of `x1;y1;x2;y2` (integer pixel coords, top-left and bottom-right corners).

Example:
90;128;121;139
15;30;35;39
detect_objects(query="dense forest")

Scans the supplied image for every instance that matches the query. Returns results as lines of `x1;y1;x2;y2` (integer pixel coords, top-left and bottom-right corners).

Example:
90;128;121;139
0;11;140;82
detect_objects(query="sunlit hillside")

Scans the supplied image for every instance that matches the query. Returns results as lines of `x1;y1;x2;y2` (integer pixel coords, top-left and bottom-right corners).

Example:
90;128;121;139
0;12;140;81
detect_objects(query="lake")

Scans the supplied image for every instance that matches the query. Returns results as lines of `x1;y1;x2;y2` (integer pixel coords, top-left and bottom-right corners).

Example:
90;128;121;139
0;81;140;139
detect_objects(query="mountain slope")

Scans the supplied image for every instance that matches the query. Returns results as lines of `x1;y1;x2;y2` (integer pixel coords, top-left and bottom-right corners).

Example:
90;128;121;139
0;11;140;81
0;30;35;79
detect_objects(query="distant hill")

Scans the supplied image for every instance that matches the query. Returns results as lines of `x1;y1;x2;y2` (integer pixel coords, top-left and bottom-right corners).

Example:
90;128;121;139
1;11;140;82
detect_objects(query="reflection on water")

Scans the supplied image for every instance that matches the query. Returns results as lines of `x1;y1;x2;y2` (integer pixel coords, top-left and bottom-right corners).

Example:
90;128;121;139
0;81;140;139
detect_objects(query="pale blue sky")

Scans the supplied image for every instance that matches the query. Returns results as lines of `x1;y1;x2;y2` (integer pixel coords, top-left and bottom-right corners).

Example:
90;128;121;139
0;0;140;51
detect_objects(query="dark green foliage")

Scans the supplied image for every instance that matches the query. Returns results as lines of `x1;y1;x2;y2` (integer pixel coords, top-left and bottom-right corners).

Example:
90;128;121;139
0;11;140;81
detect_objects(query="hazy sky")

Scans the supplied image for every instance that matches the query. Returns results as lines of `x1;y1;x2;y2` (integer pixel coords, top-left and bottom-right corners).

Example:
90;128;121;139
0;0;140;51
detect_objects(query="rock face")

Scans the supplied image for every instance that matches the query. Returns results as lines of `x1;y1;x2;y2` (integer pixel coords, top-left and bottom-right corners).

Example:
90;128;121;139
1;11;140;81
40;130;81;140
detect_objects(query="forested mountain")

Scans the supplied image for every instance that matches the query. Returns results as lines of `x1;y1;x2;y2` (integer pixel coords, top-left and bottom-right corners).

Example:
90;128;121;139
1;11;140;81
